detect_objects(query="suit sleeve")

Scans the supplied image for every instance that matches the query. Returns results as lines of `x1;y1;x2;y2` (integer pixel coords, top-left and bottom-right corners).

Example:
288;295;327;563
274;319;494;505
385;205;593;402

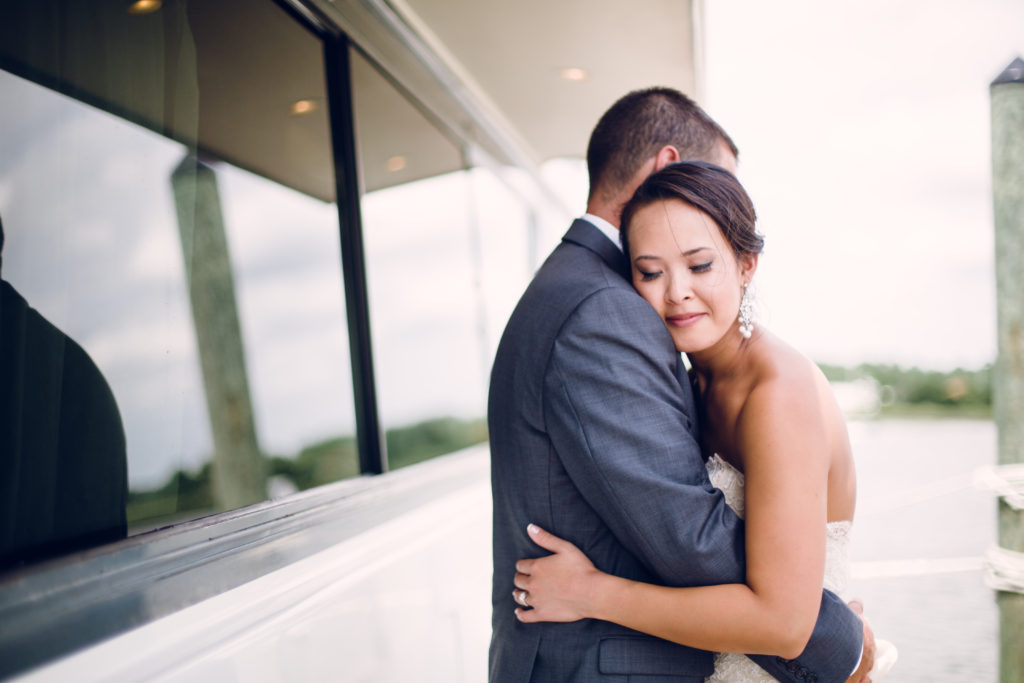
543;287;862;682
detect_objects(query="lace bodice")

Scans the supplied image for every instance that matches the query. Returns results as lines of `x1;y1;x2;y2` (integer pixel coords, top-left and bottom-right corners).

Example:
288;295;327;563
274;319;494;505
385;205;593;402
704;454;853;683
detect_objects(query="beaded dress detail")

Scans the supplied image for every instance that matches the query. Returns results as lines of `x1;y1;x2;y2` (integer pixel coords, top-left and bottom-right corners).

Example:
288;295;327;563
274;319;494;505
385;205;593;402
703;454;852;683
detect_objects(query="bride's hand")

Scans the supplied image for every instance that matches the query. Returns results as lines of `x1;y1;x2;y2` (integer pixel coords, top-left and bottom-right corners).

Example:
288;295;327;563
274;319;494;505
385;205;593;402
513;524;603;623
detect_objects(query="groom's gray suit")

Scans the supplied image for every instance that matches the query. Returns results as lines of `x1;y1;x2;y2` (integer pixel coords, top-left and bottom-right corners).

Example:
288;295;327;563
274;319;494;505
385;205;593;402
489;218;862;682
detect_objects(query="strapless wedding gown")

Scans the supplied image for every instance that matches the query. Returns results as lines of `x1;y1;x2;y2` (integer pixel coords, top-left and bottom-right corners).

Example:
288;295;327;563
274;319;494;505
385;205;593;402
702;454;871;683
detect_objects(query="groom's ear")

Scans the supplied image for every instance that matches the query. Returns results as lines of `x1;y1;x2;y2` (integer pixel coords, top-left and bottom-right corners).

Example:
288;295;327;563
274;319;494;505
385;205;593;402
652;145;681;171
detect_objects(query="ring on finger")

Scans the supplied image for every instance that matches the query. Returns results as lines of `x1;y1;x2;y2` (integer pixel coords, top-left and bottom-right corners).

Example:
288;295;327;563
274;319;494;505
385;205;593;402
516;590;530;608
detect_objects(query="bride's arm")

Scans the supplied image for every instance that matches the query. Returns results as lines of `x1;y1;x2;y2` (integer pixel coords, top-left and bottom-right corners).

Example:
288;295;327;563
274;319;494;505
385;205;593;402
514;379;829;658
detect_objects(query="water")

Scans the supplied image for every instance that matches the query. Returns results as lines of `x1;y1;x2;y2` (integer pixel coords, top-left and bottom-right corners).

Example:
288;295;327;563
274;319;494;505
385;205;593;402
848;419;998;682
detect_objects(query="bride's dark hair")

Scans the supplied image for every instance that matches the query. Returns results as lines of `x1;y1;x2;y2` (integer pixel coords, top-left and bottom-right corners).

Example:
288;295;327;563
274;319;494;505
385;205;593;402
619;161;764;259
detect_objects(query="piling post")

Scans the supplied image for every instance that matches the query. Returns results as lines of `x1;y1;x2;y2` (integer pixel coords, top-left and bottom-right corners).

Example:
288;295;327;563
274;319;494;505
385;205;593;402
172;155;266;510
992;55;1024;683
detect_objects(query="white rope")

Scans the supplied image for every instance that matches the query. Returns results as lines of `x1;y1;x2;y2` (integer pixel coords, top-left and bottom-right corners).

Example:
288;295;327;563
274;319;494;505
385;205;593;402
984;545;1024;594
973;463;1024;511
975;464;1024;594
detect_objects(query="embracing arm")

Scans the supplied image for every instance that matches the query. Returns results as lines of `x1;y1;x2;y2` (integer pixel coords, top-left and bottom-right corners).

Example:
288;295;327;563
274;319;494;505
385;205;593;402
521;381;828;657
539;291;865;680
543;288;746;585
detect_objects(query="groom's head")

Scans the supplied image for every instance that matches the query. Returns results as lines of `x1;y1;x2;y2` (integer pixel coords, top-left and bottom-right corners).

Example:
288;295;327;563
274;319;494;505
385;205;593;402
586;87;738;225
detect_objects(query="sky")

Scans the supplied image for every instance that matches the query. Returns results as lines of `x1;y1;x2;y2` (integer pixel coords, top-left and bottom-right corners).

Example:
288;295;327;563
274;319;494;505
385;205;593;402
695;0;1024;370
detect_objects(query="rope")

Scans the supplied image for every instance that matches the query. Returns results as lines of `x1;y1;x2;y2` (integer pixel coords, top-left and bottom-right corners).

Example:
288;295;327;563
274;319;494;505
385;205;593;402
975;464;1024;593
985;545;1024;594
973;463;1024;511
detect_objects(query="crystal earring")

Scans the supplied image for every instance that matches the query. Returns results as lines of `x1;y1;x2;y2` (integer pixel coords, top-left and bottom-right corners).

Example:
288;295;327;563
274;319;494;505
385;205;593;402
738;283;754;339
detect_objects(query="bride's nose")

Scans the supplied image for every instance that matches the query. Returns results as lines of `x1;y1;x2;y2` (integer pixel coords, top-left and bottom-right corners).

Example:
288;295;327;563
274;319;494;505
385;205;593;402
665;274;692;303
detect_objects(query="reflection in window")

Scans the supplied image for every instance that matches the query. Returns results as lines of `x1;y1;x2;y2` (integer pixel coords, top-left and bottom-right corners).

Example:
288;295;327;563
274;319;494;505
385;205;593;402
0;0;358;566
352;49;552;470
466;166;536;362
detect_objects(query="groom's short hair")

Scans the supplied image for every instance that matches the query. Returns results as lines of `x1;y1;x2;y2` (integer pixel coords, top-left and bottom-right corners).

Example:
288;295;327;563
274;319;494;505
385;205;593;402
586;87;737;202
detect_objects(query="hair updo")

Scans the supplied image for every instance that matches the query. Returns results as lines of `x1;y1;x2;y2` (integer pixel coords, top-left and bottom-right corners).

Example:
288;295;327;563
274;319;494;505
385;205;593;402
619;161;764;260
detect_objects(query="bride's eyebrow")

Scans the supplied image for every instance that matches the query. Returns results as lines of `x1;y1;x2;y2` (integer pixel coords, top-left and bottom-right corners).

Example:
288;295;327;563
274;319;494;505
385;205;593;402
634;247;711;262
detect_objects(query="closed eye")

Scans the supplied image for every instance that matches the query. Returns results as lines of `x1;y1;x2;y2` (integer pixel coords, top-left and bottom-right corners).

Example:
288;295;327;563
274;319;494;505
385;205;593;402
690;260;713;273
637;269;661;282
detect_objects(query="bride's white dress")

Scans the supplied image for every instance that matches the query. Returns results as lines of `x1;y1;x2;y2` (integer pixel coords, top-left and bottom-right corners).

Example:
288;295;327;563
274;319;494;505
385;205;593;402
703;454;854;683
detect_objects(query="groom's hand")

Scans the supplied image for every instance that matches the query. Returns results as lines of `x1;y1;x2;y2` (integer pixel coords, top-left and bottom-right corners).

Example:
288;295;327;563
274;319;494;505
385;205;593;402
844;599;875;683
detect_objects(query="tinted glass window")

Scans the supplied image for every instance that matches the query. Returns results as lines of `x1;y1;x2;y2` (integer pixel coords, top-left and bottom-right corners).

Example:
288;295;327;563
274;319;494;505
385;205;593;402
351;48;564;470
0;0;358;565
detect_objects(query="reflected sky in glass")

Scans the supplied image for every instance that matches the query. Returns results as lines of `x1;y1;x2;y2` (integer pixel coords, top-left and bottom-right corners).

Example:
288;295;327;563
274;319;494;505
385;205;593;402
0;71;355;489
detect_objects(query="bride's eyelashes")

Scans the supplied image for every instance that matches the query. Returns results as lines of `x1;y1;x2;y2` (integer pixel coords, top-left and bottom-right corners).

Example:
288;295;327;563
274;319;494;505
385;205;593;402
636;260;713;282
690;260;713;273
637;269;662;282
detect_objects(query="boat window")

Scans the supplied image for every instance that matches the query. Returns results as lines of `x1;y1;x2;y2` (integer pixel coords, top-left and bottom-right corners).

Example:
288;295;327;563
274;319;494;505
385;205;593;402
0;0;358;565
351;47;542;469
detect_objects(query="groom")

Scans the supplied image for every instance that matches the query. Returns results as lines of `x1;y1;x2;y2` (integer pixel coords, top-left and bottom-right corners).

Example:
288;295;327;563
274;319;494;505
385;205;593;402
488;88;872;682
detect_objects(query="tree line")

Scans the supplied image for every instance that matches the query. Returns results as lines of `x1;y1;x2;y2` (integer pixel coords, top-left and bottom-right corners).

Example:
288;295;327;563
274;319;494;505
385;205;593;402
128;363;994;527
817;362;992;414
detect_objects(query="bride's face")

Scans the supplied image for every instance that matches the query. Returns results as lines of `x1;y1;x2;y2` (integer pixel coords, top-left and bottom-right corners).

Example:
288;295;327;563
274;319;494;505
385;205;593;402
628;198;754;354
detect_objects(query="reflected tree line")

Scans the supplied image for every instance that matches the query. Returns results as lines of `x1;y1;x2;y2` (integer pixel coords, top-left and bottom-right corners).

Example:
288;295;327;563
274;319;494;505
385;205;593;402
127;416;488;528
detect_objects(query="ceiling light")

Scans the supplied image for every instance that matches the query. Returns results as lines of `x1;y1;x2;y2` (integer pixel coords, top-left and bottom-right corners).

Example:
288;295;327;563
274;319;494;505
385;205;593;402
127;0;162;15
290;99;317;116
386;156;407;173
560;67;588;82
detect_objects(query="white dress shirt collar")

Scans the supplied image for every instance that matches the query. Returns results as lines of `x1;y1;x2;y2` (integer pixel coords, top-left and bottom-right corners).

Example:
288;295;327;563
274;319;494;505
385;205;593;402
581;213;622;252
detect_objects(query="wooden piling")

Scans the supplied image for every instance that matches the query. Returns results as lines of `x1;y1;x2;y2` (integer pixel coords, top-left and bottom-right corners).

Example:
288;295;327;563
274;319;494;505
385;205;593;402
992;55;1024;683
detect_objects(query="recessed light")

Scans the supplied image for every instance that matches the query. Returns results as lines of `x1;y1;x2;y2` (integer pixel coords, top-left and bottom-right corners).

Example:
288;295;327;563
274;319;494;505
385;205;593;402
560;67;588;82
290;99;317;116
386;156;407;172
127;0;162;15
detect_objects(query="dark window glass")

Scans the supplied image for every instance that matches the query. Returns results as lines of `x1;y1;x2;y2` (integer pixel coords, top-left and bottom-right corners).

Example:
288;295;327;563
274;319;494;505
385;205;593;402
0;0;358;566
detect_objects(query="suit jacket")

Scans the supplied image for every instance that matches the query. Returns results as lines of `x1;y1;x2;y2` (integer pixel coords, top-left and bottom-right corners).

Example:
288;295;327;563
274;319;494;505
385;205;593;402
488;219;862;682
0;280;127;567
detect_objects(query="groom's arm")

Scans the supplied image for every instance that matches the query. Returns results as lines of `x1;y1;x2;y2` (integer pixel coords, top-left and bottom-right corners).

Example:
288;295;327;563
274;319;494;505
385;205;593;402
544;287;743;585
747;591;866;682
543;288;863;682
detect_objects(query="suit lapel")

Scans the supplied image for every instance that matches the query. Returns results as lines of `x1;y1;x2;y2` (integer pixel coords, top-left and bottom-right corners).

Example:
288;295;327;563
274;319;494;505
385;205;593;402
563;219;700;442
677;362;701;444
562;219;630;280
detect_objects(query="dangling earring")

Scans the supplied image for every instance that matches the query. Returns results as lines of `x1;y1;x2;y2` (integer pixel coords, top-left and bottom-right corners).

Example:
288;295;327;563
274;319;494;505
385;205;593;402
738;283;754;339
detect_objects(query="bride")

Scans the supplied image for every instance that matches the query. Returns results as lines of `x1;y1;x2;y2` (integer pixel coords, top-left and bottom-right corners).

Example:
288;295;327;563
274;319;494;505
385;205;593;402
511;162;895;681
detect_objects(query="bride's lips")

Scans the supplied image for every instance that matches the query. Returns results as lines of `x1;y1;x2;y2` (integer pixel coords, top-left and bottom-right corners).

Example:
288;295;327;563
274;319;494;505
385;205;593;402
666;312;705;327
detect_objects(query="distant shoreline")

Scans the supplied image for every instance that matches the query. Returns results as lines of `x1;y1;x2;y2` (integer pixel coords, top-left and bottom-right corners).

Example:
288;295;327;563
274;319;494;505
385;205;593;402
859;403;992;421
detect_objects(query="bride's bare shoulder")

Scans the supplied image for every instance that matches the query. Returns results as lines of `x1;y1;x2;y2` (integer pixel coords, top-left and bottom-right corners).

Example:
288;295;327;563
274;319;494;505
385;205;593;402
746;332;828;399
736;333;839;452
